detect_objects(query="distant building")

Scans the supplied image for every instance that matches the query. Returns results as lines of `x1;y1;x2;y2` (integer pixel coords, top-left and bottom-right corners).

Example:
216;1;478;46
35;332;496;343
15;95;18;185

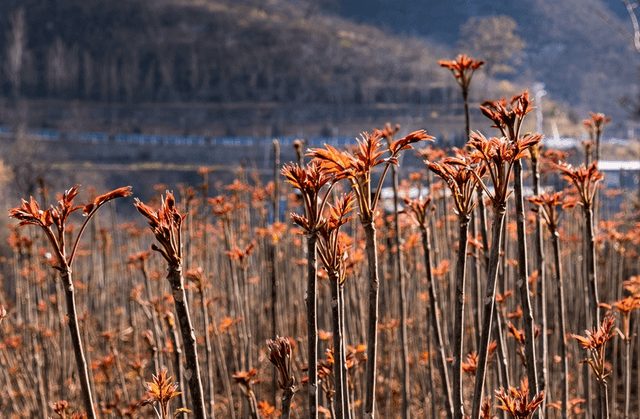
597;160;640;189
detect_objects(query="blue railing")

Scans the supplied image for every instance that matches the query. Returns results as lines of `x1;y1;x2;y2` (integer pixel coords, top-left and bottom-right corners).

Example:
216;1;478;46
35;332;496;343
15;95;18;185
1;124;631;153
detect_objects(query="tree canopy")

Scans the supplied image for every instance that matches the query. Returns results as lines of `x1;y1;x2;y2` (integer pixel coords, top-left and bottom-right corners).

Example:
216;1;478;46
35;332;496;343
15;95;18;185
458;15;525;77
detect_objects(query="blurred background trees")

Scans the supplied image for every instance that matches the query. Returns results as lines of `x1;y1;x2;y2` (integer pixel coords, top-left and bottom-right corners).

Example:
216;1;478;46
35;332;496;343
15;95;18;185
0;0;634;135
458;16;525;78
0;0;448;106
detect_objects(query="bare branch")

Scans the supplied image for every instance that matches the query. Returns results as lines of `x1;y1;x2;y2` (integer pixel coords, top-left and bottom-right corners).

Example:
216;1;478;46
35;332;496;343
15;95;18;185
621;0;640;52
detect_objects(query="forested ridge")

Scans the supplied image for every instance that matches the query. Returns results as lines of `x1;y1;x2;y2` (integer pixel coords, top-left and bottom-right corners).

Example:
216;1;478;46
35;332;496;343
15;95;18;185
336;0;640;126
0;0;637;134
0;0;459;106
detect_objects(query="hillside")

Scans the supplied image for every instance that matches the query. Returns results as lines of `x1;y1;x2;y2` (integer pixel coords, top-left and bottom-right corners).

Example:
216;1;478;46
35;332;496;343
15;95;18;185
333;0;640;131
0;0;456;106
0;0;631;137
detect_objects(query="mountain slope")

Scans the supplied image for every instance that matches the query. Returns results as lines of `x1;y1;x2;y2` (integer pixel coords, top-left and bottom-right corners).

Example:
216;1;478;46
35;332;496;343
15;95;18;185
334;0;640;130
0;0;454;106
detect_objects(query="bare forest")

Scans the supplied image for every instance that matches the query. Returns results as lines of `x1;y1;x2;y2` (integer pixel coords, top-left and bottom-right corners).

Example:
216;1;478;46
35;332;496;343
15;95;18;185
0;0;454;107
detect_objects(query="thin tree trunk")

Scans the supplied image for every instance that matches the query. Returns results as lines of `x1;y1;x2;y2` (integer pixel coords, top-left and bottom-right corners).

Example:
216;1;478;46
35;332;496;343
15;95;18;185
581;216;594;419
453;216;470;419
391;164;411;419
61;269;98;419
142;265;162;374
240;265;252;371
476;188;489;266
470;204;506;419
595;130;601;164
624;337;631;419
167;264;208;419
363;221;380;419
584;205;600;326
495;207;509;405
245;391;260;419
330;273;345;419
28;283;48;419
55;278;68;401
425;302;438;419
513;161;540;414
23;251;48;419
340;285;352;419
492;305;510;391
551;231;569;419
167;314;189;419
531;155;548;413
470;210;482;349
273;139;280;221
421;225;453;418
306;234;319;419
270;242;279;408
200;292;216;419
600;382;609;419
209;308;236;419
110;342;131;405
281;386;296;419
462;90;470;140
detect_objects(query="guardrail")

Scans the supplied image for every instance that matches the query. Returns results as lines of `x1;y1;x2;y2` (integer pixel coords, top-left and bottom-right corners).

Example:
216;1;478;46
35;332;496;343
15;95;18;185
0;124;633;152
0;125;361;147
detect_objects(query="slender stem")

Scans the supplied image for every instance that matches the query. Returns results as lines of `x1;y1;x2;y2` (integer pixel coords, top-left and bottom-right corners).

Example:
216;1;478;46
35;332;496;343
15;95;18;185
492;305;510;391
306;234;319;419
624;338;631;419
600;382;610;419
470;210;482;349
167;313;189;419
425;301;437;419
470;204;506;419
208;306;236;419
200;291;216;419
421;225;453;418
462;89;470;140
61;269;97;419
68;206;105;266
391;164;411;419
530;156;548;413
476;187;489;265
330;273;345;419
270;242;280;408
493;205;511;399
340;285;352;419
141;265;162;374
281;386;296;419
167;264;207;419
453;216;470;419
245;391;260;419
584;205;601;326
513;160;540;411
595;129;601;163
26;252;48;419
363;221;379;419
273;139;280;222
371;162;394;214
240;265;252;370
551;230;569;419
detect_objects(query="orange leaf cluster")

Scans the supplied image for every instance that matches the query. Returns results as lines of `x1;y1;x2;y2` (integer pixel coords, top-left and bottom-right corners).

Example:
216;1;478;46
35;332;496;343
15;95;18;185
134;192;186;265
555;161;603;209
495;378;545;419
438;54;485;92
9;185;132;269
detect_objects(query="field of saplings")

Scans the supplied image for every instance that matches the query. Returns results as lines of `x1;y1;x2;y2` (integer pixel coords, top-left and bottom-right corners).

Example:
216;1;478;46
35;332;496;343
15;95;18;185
2;56;639;419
